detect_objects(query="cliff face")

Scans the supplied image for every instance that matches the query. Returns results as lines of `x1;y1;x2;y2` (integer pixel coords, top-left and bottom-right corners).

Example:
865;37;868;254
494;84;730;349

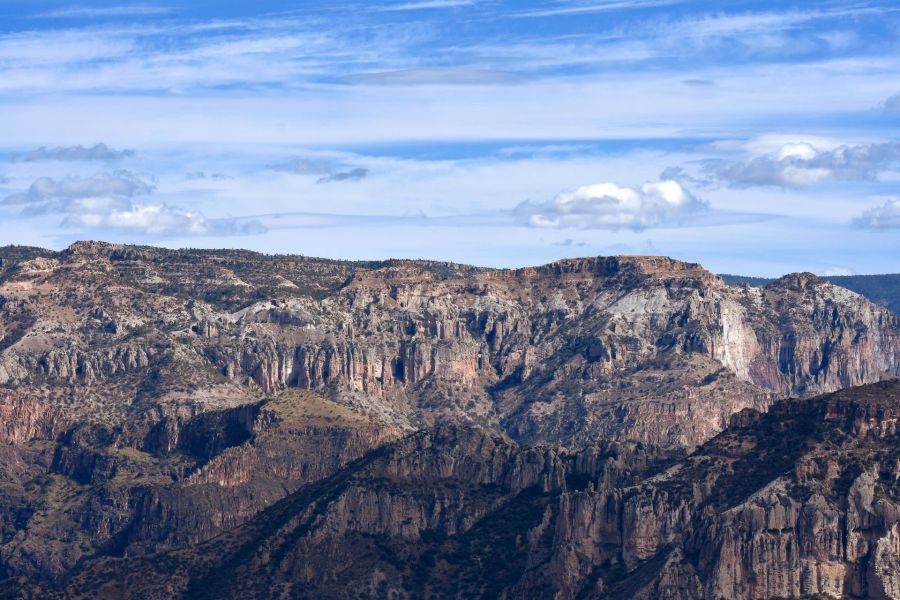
5;244;896;447
0;242;898;591
28;380;900;600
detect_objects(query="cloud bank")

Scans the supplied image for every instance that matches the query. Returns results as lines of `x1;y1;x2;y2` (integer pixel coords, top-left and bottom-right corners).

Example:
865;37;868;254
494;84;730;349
703;141;900;188
514;179;707;230
13;143;134;162
3;171;153;205
3;172;264;237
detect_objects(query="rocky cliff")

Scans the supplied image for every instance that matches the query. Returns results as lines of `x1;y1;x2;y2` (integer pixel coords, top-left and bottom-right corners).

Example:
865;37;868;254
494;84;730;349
3;243;896;446
17;380;900;600
0;241;898;593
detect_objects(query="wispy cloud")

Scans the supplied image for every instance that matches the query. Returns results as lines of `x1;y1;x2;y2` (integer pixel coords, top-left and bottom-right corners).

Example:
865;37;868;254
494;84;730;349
185;171;232;181
12;143;134;162
35;4;173;19
267;158;334;175
317;168;369;183
376;0;476;12
515;0;682;18
347;69;526;86
266;158;369;182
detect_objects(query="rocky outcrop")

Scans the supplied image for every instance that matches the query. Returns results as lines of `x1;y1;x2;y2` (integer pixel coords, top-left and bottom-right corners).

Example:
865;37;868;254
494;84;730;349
0;391;64;443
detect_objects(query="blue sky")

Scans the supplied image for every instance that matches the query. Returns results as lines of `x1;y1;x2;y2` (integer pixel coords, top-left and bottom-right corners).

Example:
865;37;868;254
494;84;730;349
0;0;898;275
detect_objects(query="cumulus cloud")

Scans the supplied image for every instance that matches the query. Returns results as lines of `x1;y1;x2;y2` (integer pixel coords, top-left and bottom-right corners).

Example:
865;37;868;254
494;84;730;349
854;199;900;229
12;143;134;162
514;179;707;230
702;141;900;188
62;204;266;236
2;172;264;236
2;171;153;206
317;168;369;183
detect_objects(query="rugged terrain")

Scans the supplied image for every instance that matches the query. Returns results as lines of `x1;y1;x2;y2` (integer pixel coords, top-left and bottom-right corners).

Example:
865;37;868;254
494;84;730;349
10;380;900;599
721;273;900;316
0;241;898;596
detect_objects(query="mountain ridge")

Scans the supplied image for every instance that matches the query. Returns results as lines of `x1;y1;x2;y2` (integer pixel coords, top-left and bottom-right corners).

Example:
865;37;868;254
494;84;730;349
0;241;898;595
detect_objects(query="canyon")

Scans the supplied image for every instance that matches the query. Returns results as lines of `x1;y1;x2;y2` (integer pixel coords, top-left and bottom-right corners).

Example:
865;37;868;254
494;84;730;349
0;241;898;598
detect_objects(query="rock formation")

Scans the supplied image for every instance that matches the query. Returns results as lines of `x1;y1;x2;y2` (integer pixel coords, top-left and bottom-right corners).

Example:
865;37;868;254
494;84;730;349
0;241;898;596
14;380;900;600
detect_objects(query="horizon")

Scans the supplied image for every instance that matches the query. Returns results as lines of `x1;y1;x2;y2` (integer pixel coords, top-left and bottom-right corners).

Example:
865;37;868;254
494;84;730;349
1;0;898;276
6;238;900;279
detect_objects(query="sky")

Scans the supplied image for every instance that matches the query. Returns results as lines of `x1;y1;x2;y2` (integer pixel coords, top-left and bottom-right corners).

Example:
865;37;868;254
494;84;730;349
0;0;898;275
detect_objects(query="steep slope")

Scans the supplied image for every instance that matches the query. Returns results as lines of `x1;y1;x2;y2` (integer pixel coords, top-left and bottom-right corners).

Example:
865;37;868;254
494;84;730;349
3;243;897;446
0;242;898;585
721;272;900;316
0;390;401;584
22;380;900;600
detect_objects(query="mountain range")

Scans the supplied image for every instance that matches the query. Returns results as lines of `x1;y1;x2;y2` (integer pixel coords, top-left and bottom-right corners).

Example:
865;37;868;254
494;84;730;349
0;242;899;599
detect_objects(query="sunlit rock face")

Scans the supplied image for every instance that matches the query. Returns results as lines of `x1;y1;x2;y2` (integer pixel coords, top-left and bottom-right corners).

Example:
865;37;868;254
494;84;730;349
0;242;898;591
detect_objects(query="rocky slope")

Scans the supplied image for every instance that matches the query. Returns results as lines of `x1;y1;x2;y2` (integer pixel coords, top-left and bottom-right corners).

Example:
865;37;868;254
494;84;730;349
15;379;900;600
2;242;897;446
0;241;898;590
722;273;900;316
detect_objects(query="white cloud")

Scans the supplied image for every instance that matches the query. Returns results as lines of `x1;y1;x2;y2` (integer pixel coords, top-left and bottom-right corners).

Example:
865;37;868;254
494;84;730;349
514;179;707;229
62;203;265;236
2;172;264;236
703;141;900;188
2;171;153;205
854;199;900;229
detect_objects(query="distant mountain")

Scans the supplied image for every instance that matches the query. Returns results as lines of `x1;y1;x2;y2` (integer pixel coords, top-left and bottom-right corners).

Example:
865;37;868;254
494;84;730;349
722;272;900;315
